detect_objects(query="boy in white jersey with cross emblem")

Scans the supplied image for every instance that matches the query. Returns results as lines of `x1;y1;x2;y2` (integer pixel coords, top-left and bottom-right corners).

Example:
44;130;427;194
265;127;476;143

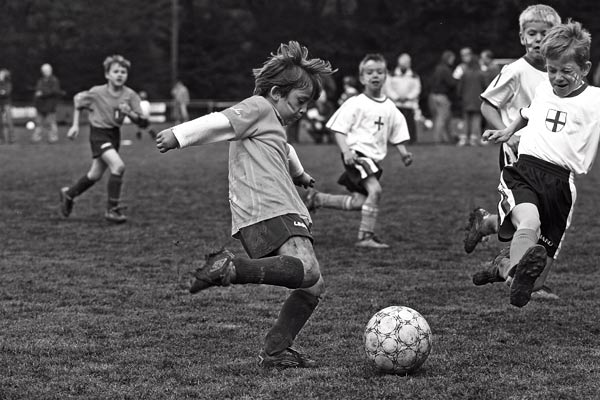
303;53;413;249
156;41;334;368
481;20;600;307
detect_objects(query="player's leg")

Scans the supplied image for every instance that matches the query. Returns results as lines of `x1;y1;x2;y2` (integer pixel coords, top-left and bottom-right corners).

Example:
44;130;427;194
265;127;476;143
100;148;127;223
303;188;364;212
60;158;107;217
355;176;388;248
464;207;499;253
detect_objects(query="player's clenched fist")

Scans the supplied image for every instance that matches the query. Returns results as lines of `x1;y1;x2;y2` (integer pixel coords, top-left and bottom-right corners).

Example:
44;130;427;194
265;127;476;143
156;128;180;153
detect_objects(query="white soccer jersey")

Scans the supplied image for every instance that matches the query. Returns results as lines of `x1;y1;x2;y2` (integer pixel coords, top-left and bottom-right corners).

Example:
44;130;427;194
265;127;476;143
326;93;409;162
519;82;600;175
481;57;547;127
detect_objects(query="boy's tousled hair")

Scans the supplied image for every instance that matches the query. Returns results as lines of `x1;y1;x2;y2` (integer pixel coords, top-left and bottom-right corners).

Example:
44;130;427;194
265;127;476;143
541;20;591;68
103;54;131;73
253;41;335;101
358;53;387;75
519;4;561;32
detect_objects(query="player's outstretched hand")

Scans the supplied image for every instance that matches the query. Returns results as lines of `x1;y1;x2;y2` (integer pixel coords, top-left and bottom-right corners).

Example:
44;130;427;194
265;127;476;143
482;128;512;143
402;152;413;166
293;171;315;189
156;128;180;153
118;102;133;115
67;125;79;140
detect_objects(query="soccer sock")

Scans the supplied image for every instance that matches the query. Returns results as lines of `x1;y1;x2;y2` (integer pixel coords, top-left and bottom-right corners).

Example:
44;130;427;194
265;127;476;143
66;175;96;198
317;193;354;210
358;204;378;239
107;173;123;209
232;255;305;288
264;290;320;355
506;228;538;278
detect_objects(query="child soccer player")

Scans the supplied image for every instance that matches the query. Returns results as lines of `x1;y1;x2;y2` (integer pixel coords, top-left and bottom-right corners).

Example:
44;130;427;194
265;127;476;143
155;41;334;368
481;20;599;307
303;53;413;249
59;55;148;223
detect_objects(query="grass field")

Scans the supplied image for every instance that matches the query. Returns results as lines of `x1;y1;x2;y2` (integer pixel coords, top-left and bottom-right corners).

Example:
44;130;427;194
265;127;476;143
1;124;599;399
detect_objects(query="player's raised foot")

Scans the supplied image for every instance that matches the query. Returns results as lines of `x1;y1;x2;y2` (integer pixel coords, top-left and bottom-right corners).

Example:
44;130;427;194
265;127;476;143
302;188;319;212
355;234;390;249
104;206;128;224
59;187;74;217
258;347;317;369
189;249;236;294
464;207;490;253
509;245;547;307
472;246;510;286
531;285;560;300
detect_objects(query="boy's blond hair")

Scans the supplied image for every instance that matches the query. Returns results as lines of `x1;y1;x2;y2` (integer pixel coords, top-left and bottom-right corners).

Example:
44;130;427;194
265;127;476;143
358;53;387;75
103;55;131;73
541;20;591;68
519;4;561;32
253;41;335;101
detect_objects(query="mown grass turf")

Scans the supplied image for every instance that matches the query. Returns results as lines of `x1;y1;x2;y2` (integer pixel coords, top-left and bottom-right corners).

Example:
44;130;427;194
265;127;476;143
1;125;599;399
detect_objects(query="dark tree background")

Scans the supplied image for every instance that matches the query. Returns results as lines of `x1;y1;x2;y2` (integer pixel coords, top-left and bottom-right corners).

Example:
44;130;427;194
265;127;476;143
1;0;599;102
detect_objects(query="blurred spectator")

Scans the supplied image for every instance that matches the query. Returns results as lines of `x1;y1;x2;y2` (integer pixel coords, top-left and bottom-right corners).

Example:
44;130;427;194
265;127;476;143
0;68;15;144
593;63;600;86
428;50;457;144
337;75;359;106
136;90;156;140
456;49;486;146
384;53;421;143
33;63;63;143
171;80;190;123
479;49;500;87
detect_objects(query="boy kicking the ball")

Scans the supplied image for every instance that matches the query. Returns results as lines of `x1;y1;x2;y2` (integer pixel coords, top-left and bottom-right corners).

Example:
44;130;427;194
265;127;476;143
303;53;413;249
481;20;600;307
156;41;334;368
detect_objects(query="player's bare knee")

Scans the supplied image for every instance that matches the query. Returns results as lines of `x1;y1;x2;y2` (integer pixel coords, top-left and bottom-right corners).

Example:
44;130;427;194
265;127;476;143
301;276;326;298
350;193;367;210
301;257;321;287
111;164;125;176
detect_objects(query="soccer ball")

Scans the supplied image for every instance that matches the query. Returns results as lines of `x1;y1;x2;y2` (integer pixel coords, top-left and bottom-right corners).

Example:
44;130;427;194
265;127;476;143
26;121;35;130
364;306;432;374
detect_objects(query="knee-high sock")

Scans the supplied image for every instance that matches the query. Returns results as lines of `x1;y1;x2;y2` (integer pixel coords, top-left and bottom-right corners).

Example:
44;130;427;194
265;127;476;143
358;204;378;239
317;193;354;210
506;228;538;278
66;175;96;198
107;173;123;208
264;290;320;355
232;255;305;288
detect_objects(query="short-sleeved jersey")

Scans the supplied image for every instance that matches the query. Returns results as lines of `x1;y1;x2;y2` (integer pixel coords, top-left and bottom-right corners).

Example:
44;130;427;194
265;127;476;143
326;93;409;162
220;95;311;235
519;82;600;175
74;84;142;129
481;57;547;127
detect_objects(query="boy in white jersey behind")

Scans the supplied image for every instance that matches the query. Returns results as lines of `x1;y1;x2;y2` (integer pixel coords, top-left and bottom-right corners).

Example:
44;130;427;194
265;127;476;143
481;20;599;307
304;53;413;249
59;55;148;223
156;41;334;368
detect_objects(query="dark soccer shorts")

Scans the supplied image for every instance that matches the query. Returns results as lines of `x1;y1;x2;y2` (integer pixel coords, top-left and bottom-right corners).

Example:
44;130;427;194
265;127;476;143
234;214;314;259
497;154;575;258
90;126;121;158
337;153;383;195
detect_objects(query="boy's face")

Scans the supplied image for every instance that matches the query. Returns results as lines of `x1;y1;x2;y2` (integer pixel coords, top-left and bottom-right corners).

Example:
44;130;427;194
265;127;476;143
359;60;387;95
105;63;129;87
272;86;313;125
546;54;591;98
520;21;553;62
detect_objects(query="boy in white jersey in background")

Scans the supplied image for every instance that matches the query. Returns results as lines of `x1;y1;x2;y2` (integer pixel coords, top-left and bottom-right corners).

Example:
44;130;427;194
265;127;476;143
463;4;561;298
156;41;334;368
59;55;148;223
481;20;599;307
303;53;413;249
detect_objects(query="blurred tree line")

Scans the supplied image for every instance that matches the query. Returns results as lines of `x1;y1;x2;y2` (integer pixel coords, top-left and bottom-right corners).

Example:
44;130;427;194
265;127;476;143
1;0;599;102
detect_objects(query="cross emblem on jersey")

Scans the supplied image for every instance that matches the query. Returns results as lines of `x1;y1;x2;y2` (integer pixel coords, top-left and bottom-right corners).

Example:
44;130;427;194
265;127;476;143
374;116;384;131
545;109;567;132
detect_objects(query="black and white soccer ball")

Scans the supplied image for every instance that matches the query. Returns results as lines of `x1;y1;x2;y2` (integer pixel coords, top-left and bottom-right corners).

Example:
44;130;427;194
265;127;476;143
364;306;432;374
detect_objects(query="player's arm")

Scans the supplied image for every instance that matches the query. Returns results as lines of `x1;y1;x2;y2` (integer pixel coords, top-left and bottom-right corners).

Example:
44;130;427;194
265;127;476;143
67;91;89;140
156;112;235;153
332;130;356;165
287;143;315;188
393;142;413;166
482;109;528;143
480;100;506;130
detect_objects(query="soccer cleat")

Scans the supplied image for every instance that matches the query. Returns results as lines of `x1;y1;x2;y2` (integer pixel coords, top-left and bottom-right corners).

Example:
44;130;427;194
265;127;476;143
104;206;128;224
472;246;510;286
464;207;490;254
510;245;547;307
258;347;317;369
531;285;560;300
59;187;74;217
355;235;390;249
189;249;236;294
302;188;319;212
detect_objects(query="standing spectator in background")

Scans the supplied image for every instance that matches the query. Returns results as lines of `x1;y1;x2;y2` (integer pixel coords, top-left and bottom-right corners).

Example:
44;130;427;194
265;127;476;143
171;80;190;124
480;49;501;87
136;90;155;140
32;63;62;143
384;53;421;143
428;50;457;144
337;75;359;106
456;49;486;146
0;68;15;144
593;62;600;86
